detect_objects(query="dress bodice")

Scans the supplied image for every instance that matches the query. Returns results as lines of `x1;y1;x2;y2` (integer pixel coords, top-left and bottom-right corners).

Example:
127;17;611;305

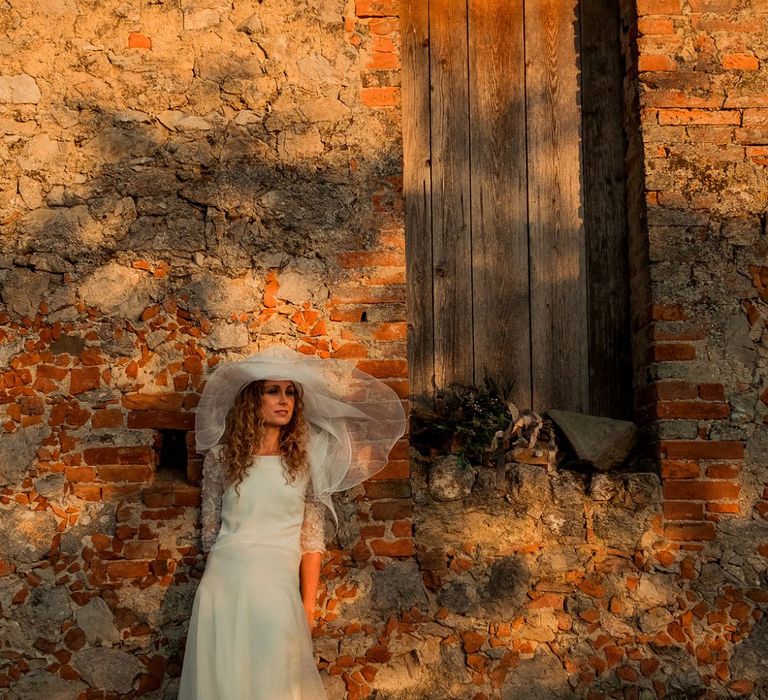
217;456;308;550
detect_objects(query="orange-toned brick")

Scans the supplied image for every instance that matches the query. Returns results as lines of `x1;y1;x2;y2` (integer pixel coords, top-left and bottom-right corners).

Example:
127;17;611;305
361;87;400;108
638;18;674;35
105;561;149;579
128;32;152;49
637;0;681;13
665;522;716;541
722;54;759;71
70;367;100;394
638;54;677;72
91;409;123;429
370;538;414;557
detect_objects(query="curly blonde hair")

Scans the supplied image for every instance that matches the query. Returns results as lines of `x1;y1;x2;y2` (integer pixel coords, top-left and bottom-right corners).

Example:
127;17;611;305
221;380;308;494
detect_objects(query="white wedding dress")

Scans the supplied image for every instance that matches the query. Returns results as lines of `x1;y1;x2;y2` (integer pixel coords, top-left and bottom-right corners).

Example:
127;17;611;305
178;451;327;700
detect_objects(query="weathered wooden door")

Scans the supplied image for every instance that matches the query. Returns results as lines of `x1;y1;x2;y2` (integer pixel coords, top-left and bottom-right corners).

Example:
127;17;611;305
402;0;632;418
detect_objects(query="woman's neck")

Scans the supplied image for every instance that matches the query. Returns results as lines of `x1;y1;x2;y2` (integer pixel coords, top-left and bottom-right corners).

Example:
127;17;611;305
254;426;282;455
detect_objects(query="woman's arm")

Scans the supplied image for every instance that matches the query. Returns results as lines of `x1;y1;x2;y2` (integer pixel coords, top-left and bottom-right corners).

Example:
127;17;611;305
299;551;322;628
299;485;326;629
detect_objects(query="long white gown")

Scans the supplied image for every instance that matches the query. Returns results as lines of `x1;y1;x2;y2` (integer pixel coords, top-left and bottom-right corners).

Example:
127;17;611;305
178;454;327;700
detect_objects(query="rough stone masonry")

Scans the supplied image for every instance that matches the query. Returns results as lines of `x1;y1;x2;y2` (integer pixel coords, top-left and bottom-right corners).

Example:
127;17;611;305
0;0;767;698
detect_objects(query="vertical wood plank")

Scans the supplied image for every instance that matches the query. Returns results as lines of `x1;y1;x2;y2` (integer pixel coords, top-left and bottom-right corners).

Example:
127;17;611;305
468;0;530;407
525;0;589;412
430;0;473;389
401;0;434;400
581;0;633;419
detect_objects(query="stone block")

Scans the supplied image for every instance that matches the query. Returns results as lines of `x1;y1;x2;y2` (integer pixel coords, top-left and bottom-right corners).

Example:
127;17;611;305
5;670;86;700
548;409;636;470
73;647;141;693
0;424;47;487
428;455;475;501
0;74;41;103
0;504;56;563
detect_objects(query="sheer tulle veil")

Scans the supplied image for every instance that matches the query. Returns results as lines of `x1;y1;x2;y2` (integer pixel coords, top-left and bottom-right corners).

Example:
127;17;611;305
194;345;407;527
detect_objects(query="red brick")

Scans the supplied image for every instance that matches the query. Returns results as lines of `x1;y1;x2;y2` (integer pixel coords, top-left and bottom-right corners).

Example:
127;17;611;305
664;501;705;520
126;410;195;430
390;521;411;539
83;446;155;465
72;484;101;501
722;54;759;71
373;323;407;341
688;0;736;10
665;522;716;541
370;538;414;557
649;344;696;361
128;32;152;49
364;480;411;498
660;440;744;460
617;665;640;682
690;16;756;32
369;460;410;480
330;286;404;304
579;578;605;598
706;502;740;514
462;631;485;653
370;501;412;520
651;303;687;321
528;593;565;609
655;401;729;419
98;465;153;482
356;359;407;378
36;365;68;381
174;490;201;507
650;381;699;401
124;541;159;559
638;55;678;72
660;460;700;479
369;18;398;34
368;52;400;70
121;393;185;411
338;251;405;268
638;18;674;35
92;410;123;429
70;367;100;394
360;87;400;108
663;480;740;501
105;561;149;579
705;463;741;479
65;467;97;482
658;109;741;126
698;383;725;401
637;0;681;12
355;0;398;17
331;343;369;359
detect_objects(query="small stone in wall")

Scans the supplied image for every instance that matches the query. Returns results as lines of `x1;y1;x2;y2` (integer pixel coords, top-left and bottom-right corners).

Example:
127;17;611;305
0;424;47;487
0;504;57;564
79;262;159;320
73;647;141;694
0;74;41;104
5;670;86;700
428;455;475;501
200;321;250;350
76;597;120;644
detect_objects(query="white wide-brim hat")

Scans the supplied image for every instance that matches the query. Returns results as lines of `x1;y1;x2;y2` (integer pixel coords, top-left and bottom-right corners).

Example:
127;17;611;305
195;345;407;525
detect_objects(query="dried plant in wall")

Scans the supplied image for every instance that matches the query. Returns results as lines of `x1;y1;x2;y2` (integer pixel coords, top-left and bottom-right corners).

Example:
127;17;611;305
410;378;514;466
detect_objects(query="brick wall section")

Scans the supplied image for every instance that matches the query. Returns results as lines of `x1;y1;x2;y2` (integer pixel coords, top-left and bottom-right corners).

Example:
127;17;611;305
630;0;767;547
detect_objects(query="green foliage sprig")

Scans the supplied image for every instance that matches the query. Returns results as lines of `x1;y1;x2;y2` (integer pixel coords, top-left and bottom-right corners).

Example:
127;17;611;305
411;377;513;466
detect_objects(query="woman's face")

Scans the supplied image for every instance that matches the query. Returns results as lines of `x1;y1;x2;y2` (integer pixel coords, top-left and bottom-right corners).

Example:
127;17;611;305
259;380;296;427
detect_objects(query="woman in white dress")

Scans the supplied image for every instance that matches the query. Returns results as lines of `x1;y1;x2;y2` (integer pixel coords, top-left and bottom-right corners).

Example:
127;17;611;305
178;346;406;700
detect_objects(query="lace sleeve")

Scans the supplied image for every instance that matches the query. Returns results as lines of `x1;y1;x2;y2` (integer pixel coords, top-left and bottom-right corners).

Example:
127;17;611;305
200;447;225;553
300;482;326;555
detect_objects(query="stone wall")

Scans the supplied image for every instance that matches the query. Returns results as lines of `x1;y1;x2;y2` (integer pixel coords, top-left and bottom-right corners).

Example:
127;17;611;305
1;0;768;698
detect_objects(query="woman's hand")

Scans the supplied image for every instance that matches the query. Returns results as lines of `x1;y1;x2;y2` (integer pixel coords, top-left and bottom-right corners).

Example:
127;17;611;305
304;603;316;630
